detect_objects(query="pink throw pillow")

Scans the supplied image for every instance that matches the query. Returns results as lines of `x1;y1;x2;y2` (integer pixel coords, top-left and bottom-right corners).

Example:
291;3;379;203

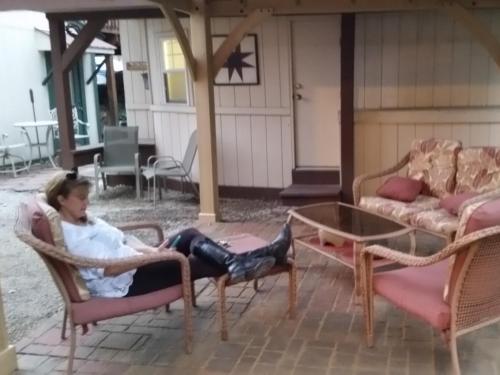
25;198;55;245
376;176;423;202
439;192;478;216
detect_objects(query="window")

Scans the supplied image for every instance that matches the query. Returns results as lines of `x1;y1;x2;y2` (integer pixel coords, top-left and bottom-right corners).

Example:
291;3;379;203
161;38;187;103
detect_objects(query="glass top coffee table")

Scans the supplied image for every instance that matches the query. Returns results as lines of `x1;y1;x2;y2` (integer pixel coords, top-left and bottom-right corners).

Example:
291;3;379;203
287;202;416;301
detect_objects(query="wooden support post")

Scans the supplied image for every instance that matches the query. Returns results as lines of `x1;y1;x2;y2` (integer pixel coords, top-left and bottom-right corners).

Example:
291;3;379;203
48;16;107;168
0;283;17;375
340;13;355;203
48;17;76;169
212;8;272;75
105;55;119;126
443;2;500;68
190;4;220;223
153;0;197;80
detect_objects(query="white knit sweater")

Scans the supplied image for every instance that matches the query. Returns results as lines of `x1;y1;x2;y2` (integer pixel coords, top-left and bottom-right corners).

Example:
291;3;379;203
61;217;139;297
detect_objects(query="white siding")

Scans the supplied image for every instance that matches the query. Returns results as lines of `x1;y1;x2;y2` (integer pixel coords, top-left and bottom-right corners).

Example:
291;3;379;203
0;13;51;161
151;110;293;187
355;10;500;110
0;11;102;161
122;16;294;188
119;19;154;138
354;10;500;195
121;9;500;192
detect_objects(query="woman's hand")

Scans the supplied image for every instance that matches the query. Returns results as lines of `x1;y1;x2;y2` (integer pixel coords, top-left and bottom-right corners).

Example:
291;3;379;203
156;243;168;252
126;235;160;254
135;246;158;254
155;237;173;252
156;235;181;252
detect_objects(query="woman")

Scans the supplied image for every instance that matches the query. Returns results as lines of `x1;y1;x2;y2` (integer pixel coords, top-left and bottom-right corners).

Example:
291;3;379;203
45;171;291;298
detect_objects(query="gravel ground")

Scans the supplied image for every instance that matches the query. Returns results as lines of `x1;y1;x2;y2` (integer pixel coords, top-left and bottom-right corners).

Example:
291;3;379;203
0;166;291;343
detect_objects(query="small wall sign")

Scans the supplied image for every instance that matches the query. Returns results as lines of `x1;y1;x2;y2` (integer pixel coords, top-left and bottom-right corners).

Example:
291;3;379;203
126;61;149;71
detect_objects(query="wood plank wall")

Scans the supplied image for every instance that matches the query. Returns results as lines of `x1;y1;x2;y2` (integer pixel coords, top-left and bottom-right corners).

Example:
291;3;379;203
354;10;500;195
120;20;154;139
122;16;295;188
120;9;500;193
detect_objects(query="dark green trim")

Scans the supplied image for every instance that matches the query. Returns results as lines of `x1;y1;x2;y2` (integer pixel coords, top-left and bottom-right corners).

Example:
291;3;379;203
71;60;87;121
71;60;89;145
90;55;103;142
44;52;56;109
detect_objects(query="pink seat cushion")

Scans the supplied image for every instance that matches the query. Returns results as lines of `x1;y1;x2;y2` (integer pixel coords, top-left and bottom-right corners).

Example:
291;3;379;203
439;192;478;216
374;260;450;330
223;234;268;254
376;176;423;203
71;285;183;324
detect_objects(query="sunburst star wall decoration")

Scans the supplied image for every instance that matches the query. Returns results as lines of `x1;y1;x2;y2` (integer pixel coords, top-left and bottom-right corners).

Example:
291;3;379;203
213;34;260;85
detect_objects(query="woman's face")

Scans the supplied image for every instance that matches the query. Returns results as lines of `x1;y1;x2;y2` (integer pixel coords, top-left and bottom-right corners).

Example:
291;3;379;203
58;185;90;223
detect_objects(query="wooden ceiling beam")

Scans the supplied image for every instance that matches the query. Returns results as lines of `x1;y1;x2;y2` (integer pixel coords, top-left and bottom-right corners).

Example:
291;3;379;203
2;0;191;17
206;0;500;16
47;8;165;20
5;0;500;17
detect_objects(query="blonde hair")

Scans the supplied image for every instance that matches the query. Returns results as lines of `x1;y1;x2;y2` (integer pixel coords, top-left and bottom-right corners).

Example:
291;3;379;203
45;171;91;211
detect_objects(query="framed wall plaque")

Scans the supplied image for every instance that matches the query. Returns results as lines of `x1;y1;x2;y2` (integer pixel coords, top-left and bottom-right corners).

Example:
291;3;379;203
213;34;260;85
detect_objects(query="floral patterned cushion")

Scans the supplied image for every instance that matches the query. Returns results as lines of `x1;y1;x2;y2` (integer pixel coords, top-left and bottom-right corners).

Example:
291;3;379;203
407;138;462;198
455;147;500;194
359;195;440;224
410;209;459;236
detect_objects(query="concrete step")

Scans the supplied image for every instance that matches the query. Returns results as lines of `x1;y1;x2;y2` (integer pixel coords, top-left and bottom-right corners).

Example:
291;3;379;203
279;184;341;206
292;168;340;185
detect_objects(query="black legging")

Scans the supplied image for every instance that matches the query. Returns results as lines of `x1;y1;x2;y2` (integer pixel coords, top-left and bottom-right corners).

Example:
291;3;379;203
125;228;224;297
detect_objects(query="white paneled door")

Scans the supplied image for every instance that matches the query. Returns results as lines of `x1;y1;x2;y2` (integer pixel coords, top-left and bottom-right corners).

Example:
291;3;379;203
291;17;341;168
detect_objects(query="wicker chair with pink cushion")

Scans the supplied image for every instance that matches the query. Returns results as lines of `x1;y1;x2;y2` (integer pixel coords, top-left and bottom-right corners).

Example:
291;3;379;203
360;198;500;375
14;197;193;374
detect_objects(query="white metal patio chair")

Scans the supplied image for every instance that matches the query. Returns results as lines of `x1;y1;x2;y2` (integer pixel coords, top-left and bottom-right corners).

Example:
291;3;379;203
94;126;141;199
48;107;90;143
0;132;31;177
142;129;198;206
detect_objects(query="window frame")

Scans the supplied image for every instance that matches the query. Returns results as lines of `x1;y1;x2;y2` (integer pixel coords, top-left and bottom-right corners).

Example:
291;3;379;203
158;34;190;105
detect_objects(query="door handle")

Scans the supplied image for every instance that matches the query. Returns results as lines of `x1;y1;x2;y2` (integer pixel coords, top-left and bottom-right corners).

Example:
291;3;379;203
293;93;303;100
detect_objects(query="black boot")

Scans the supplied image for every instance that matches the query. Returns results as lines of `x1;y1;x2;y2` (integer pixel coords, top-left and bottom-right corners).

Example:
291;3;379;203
240;224;292;265
190;236;275;283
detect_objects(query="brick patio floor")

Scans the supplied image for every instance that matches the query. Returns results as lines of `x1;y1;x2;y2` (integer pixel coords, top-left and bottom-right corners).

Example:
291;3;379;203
11;222;500;375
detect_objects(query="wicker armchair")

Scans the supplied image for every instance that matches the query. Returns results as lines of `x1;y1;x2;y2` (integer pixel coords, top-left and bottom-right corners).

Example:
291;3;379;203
15;199;193;374
361;199;500;375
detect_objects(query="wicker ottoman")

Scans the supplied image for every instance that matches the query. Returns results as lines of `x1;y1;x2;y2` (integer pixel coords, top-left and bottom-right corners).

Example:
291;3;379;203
212;233;297;340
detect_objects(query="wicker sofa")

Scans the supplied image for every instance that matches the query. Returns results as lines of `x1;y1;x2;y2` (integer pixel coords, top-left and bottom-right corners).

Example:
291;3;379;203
353;138;500;241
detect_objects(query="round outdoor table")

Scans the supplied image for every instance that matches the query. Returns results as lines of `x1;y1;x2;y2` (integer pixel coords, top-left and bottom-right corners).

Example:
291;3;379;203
13;120;58;168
